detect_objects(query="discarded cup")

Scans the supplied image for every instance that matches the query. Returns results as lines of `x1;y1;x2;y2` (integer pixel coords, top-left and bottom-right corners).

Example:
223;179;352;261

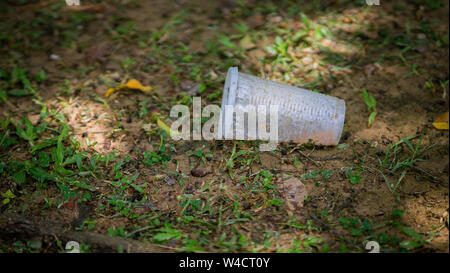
218;67;345;145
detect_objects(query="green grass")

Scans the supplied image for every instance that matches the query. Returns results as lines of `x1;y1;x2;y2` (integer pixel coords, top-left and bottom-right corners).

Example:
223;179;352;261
361;88;377;128
0;0;447;253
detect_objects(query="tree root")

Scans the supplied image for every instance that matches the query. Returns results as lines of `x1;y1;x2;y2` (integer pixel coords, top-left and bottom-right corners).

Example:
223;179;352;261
0;214;171;253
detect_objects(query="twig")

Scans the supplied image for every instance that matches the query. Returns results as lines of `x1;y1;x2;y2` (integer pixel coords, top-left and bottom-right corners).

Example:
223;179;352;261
288;145;321;167
298;150;321;167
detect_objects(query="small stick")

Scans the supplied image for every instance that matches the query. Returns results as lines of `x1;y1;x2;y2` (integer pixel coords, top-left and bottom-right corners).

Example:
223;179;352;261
298;150;321;167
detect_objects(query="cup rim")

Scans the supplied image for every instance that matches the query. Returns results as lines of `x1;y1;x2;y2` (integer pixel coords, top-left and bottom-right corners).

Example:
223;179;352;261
219;67;238;138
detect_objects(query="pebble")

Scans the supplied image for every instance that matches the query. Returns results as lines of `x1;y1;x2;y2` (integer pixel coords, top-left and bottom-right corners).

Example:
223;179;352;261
191;168;209;177
50;54;61;61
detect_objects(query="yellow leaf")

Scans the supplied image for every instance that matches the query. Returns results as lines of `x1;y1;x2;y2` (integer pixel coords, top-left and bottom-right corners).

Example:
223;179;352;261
104;79;153;98
240;35;255;50
156;116;171;136
433;112;449;130
104;88;116;98
125;79;153;92
150;112;174;137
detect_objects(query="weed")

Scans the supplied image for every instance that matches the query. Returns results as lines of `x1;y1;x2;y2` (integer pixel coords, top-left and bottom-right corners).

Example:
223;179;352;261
152;222;184;243
373;135;434;193
344;167;362;185
361;88;377;127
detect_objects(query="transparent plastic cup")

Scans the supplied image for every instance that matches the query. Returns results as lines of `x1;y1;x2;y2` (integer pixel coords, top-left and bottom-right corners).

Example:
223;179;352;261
218;67;346;145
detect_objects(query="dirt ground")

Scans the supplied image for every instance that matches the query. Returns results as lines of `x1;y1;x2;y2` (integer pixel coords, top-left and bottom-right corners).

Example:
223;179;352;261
0;0;448;253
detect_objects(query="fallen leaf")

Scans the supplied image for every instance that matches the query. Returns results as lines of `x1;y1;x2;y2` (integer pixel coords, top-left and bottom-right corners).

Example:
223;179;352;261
209;70;218;80
86;45;109;64
417;33;427;40
240;35;255;50
433;112;449;130
277;176;308;212
364;64;378;77
191;168;210;177
248;49;266;62
27;113;40;125
150;112;172;136
268;15;282;23
343;17;352;23
164;176;176;186
58;198;80;222
157;32;170;44
144;200;158;210
156;117;171;135
64;3;105;12
180;81;195;91
105;62;121;71
415;44;428;53
105;79;153;98
247;13;264;29
103;139;111;150
142;123;152;132
180;81;201;95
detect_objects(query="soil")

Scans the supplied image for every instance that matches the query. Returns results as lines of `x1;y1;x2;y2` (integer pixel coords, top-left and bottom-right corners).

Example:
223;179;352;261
0;0;448;252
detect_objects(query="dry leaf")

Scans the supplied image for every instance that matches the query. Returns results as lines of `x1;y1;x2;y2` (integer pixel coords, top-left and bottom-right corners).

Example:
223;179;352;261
141;123;152;132
415;44;428;53
364;64;378;77
180;81;195;90
277;176;308;213
433;112;449;130
64;3;105;12
58;198;80;222
247;13;264;29
27;113;40;125
191;168;210;177
180;81;201;95
209;70;218;80
103;139;111;150
157;32;170;44
86;45;109;64
104;79;153;98
240;35;255;50
164;176;176;186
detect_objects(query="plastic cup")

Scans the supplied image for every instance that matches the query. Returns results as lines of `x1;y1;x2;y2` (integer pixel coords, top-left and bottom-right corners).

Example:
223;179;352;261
218;67;346;145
